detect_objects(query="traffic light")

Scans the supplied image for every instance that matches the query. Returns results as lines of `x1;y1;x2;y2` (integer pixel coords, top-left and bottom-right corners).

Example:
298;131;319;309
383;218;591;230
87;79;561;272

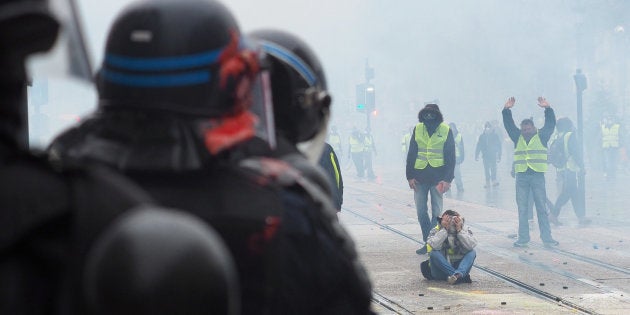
365;84;375;111
356;83;366;112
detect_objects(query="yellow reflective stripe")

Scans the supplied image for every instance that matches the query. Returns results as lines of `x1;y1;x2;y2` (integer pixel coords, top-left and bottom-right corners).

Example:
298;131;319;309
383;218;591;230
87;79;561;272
330;152;340;188
526;150;547;154
527;159;547;163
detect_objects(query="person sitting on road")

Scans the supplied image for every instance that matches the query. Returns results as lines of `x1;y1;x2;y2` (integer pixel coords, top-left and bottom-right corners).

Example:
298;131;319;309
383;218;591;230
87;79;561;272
422;209;477;284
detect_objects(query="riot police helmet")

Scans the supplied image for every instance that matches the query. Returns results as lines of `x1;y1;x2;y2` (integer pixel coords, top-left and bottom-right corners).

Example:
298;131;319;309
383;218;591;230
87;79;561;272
98;0;263;118
97;0;276;154
248;29;331;154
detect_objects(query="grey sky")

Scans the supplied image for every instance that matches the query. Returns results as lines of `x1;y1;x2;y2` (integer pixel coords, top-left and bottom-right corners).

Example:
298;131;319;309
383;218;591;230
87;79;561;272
75;0;629;137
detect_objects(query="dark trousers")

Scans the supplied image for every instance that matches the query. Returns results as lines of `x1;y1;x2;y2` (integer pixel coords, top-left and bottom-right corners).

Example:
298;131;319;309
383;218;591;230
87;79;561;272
603;147;619;176
364;152;375;179
553;170;585;219
351;152;364;177
482;158;497;183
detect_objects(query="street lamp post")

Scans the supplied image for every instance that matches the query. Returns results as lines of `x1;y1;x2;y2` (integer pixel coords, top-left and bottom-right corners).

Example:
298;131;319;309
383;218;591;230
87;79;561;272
574;69;587;212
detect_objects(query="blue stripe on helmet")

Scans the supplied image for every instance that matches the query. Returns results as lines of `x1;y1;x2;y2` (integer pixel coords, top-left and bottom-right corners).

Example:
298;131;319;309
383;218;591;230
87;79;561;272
102;69;211;87
105;48;223;71
259;41;317;86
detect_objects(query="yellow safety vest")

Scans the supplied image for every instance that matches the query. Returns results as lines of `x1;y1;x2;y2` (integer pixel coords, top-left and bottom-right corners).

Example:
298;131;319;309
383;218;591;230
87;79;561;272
349;135;364;153
426;224;456;256
454;133;462;159
562;132;579;172
601;124;620;148
514;133;548;173
414;122;450;169
364;135;374;152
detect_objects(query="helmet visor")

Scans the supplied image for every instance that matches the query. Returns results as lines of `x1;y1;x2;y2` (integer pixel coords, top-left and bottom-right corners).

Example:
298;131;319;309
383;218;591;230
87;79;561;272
249;70;276;150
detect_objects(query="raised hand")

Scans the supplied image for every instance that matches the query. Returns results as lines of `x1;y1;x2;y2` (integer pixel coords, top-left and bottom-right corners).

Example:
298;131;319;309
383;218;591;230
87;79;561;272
504;96;515;109
537;96;550;108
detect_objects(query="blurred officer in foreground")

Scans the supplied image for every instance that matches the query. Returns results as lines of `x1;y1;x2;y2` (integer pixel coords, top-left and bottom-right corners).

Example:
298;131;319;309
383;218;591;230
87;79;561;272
0;0;237;314
49;2;372;313
502;97;558;248
249;29;373;313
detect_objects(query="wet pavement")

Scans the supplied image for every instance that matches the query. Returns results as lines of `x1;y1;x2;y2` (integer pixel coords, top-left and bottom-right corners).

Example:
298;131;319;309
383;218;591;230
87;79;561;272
338;158;630;314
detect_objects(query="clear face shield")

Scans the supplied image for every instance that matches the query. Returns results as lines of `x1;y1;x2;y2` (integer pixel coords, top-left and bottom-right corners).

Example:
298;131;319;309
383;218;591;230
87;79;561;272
296;89;331;164
249;69;276;150
25;0;95;149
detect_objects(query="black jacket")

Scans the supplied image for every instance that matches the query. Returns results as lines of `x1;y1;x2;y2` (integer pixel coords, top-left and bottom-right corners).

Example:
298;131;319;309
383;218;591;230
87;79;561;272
475;131;502;161
48;111;373;315
318;143;343;211
1;142;152;315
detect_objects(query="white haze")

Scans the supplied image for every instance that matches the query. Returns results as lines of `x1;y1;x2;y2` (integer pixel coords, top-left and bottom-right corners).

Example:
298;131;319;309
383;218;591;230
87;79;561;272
71;0;629;168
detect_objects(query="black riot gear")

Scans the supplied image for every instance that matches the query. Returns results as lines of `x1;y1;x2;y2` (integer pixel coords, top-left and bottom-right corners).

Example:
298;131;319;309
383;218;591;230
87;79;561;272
97;0;262;118
249;30;331;145
0;0;60;148
85;208;240;315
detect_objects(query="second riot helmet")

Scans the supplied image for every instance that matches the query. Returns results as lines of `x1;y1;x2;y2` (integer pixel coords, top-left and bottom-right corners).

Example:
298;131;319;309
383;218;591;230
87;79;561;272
248;29;331;152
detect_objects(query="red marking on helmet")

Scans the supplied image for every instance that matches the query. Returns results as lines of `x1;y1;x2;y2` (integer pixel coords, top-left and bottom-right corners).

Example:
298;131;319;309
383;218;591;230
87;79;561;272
203;110;258;155
218;31;260;89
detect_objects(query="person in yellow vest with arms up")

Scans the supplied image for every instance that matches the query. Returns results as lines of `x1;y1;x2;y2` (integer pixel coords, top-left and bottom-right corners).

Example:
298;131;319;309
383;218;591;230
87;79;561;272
502;96;559;248
407;104;456;255
601;116;621;178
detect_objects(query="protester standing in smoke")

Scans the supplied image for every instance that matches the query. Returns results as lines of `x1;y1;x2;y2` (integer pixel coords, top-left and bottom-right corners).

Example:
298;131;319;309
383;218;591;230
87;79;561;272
550;117;591;226
349;127;366;178
329;125;343;156
363;129;377;180
600;116;622;178
502;97;558;247
407;104;455;255
475;121;502;188
449;122;465;193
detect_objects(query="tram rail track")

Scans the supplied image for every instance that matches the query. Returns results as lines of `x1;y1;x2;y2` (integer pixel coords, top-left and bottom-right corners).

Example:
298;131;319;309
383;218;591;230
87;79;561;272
346;206;603;314
350;183;630;278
